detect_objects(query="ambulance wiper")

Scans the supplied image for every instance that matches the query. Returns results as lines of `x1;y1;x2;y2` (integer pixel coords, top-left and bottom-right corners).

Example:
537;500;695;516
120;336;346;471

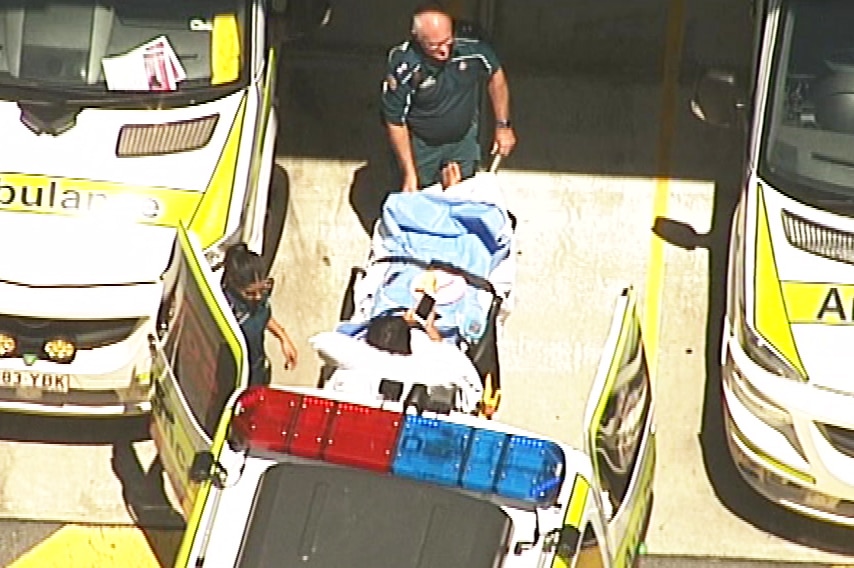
0;80;76;104
812;151;854;170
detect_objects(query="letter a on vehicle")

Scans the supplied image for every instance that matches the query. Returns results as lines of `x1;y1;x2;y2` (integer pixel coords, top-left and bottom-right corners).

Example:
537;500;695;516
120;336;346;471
149;224;248;565
582;287;656;567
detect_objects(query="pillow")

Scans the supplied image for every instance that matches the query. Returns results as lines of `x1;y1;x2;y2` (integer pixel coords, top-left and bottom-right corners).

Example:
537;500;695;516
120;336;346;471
310;331;402;372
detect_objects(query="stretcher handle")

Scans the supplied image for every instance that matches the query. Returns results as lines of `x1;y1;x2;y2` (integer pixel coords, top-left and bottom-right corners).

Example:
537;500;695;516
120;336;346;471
488;152;502;173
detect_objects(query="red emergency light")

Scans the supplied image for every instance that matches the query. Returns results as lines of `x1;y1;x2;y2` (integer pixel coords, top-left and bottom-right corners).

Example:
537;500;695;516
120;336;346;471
231;386;401;472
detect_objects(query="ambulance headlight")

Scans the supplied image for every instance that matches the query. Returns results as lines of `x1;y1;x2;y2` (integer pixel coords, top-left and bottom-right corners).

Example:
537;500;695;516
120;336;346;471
737;316;803;382
43;337;76;364
0;332;16;357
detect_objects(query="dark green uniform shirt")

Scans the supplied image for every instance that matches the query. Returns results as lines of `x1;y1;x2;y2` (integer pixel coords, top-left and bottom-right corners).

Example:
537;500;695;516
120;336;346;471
381;37;501;146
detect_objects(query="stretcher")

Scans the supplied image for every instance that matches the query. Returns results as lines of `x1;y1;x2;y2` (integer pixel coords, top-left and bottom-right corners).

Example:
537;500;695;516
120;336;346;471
327;157;516;417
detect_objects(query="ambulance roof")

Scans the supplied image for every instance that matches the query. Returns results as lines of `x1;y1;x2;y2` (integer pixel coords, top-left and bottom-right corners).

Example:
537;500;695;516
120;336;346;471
235;461;512;568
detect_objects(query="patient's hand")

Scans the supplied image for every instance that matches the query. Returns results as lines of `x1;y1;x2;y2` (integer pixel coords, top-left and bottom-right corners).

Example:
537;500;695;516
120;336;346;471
441;162;462;189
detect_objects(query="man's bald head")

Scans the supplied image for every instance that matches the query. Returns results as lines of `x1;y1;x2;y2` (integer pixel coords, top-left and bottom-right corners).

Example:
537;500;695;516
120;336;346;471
412;5;454;62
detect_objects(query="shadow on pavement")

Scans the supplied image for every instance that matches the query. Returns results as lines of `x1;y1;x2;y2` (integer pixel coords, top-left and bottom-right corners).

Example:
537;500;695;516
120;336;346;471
111;438;184;568
262;163;291;274
349;159;394;235
0;412;149;445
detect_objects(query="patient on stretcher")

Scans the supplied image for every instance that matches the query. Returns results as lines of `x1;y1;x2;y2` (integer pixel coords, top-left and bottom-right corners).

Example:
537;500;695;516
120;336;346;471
310;311;483;414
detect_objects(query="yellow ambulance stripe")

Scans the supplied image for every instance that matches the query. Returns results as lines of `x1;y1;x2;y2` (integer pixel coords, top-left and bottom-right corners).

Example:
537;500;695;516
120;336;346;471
0;174;202;225
551;474;590;568
211;14;241;85
189;94;247;249
753;186;806;377
782;282;854;325
565;474;590;528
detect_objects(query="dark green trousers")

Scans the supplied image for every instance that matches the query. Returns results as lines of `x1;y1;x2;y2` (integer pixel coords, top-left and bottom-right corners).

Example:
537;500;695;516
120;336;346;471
393;121;481;189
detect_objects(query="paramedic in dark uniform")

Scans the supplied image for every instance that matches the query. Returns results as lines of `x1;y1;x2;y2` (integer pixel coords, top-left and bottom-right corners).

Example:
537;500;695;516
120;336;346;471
381;3;517;191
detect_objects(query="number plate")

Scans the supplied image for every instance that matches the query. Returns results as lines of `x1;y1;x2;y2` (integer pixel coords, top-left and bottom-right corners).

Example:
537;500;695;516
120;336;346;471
0;370;70;393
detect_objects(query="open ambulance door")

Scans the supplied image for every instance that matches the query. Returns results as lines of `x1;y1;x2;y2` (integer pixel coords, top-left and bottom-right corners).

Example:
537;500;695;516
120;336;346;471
149;225;248;561
580;287;656;567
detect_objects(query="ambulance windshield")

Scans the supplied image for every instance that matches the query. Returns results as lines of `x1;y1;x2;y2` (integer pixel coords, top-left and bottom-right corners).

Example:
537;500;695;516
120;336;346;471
760;0;854;202
0;0;248;97
234;462;513;568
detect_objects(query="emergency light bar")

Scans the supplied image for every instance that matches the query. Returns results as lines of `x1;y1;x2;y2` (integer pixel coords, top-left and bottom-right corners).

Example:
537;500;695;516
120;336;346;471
231;386;566;506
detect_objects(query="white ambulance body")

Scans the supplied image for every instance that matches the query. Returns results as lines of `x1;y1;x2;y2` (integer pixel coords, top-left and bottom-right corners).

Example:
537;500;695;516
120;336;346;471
695;0;854;524
0;0;327;415
148;233;656;568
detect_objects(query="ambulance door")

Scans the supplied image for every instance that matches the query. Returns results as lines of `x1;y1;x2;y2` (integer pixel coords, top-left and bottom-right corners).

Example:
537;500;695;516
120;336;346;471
149;224;248;531
582;288;656;567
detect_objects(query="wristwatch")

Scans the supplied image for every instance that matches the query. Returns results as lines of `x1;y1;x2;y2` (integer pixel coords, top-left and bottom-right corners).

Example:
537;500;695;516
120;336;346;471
495;119;512;129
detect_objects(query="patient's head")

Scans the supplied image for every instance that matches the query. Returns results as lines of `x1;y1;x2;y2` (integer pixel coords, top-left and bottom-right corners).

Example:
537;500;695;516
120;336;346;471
366;315;412;355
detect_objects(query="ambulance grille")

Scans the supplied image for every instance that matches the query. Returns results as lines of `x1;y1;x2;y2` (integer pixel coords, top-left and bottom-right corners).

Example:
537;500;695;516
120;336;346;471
781;209;854;265
818;423;854;459
116;114;219;157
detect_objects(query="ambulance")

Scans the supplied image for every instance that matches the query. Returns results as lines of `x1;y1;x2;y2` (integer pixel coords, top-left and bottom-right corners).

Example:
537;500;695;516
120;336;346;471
149;235;656;568
693;0;854;524
0;0;328;415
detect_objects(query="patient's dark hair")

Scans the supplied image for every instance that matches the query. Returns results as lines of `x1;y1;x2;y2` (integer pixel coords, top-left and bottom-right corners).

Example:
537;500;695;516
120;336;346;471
366;315;412;355
223;243;267;291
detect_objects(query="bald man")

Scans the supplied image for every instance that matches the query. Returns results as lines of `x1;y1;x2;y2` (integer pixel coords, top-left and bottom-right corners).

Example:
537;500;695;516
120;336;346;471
381;2;517;192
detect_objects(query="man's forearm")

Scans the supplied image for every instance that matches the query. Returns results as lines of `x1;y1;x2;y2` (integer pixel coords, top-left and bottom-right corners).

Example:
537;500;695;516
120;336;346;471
487;68;511;121
386;122;417;177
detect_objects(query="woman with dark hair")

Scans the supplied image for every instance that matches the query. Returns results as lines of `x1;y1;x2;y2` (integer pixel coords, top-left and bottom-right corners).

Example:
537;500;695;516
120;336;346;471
221;243;298;385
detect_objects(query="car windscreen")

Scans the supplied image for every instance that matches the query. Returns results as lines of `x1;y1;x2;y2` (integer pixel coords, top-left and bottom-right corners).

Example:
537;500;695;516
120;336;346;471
0;0;249;99
235;462;513;568
759;0;854;203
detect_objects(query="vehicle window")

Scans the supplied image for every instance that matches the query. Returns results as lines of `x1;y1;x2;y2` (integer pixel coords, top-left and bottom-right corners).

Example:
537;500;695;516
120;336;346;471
0;0;248;92
593;315;652;514
762;0;854;199
163;255;237;438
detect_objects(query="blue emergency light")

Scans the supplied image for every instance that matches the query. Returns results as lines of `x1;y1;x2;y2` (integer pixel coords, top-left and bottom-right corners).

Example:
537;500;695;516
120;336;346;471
231;386;566;506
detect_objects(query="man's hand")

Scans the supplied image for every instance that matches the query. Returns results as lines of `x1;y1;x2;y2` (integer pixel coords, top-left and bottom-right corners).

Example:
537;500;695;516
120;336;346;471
492;126;517;157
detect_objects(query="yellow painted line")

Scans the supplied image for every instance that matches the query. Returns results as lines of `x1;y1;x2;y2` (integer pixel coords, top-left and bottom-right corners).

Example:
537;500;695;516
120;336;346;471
9;525;182;568
643;0;685;381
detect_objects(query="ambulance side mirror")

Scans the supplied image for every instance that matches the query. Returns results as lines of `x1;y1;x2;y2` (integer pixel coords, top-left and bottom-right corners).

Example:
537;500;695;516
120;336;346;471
691;69;746;128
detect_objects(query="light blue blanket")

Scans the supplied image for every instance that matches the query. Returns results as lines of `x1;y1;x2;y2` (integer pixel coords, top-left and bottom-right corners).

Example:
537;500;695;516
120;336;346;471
359;191;511;342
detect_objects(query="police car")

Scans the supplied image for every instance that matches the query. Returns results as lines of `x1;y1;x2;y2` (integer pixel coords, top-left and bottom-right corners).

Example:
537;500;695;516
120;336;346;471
694;0;854;524
0;0;328;415
148;238;656;568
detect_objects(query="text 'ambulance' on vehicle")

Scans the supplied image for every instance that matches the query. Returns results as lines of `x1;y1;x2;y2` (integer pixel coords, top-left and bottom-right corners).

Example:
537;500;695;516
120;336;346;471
149;244;657;568
0;0;329;416
694;0;854;525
